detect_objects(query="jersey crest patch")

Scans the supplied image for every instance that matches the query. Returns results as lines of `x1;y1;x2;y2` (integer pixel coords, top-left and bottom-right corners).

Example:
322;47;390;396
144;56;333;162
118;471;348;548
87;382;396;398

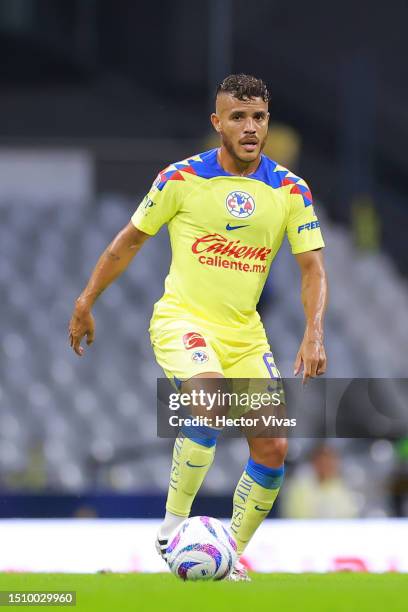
226;191;255;219
191;350;209;364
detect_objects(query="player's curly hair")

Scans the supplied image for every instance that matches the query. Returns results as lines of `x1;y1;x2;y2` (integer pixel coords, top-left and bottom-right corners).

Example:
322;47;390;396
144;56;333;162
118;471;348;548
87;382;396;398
216;74;269;103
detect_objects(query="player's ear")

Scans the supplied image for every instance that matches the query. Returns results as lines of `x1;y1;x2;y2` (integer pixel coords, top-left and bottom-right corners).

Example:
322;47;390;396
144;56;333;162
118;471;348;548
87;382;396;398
210;113;221;133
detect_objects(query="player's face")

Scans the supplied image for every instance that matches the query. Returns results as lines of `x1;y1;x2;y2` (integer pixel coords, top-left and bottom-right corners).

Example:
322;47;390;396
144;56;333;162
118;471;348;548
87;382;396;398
211;94;269;163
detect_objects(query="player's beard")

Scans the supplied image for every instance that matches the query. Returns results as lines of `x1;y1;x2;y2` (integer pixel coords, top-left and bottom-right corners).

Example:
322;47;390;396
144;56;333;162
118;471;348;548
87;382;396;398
221;131;267;165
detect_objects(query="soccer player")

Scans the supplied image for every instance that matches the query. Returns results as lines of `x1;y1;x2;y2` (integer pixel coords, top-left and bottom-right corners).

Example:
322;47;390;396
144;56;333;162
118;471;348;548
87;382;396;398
69;74;328;581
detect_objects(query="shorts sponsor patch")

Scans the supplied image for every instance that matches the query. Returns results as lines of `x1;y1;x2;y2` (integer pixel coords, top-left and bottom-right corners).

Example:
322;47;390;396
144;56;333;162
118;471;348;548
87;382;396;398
183;332;207;350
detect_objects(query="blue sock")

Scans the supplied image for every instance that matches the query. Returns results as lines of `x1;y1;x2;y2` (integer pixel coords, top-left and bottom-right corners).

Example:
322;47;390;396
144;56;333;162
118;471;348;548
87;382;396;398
181;423;221;448
245;457;285;489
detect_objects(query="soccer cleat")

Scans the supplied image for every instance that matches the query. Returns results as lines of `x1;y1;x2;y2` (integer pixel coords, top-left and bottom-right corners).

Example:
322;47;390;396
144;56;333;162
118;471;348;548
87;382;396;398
227;560;251;582
155;534;169;563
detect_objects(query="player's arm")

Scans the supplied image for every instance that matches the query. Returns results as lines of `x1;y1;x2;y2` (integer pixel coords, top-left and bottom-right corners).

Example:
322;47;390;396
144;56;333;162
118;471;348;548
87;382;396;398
284;176;327;382
293;248;328;382
69;223;150;356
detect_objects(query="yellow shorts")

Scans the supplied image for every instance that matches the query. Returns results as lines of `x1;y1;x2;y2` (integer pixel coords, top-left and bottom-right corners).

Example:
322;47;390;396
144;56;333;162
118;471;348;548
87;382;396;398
149;313;281;383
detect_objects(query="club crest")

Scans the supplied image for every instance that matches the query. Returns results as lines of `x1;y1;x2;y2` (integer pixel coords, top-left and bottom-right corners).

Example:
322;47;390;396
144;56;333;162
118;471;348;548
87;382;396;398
226;191;255;219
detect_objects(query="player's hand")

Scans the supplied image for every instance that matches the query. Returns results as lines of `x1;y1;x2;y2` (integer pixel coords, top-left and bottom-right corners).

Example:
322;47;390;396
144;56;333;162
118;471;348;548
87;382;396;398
293;335;326;383
68;302;95;356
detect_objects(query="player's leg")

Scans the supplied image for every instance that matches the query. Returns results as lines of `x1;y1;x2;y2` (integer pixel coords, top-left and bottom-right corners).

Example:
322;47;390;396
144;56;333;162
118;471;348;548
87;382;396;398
231;436;287;557
160;372;226;546
151;321;226;556
225;347;287;566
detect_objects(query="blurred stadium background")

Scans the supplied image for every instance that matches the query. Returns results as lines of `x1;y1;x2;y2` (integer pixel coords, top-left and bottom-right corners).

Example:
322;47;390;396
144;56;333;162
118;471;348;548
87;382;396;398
0;0;407;572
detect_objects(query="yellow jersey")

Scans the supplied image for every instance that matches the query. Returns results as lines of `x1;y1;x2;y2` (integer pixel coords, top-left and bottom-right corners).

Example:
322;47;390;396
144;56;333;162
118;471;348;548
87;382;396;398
131;148;324;332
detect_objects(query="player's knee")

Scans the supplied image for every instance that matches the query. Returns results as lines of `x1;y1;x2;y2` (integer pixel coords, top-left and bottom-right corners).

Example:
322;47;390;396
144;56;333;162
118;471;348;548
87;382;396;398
250;437;288;468
272;437;289;464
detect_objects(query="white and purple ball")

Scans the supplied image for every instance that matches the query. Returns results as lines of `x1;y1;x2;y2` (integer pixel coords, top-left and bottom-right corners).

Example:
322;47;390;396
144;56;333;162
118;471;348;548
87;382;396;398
167;516;237;581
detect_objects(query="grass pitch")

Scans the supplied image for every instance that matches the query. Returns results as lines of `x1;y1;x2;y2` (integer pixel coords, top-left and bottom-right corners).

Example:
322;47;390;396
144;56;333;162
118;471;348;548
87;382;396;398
0;573;406;612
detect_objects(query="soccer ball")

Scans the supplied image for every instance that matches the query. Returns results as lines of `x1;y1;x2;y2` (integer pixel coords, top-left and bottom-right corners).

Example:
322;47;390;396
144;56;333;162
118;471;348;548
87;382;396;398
167;516;237;581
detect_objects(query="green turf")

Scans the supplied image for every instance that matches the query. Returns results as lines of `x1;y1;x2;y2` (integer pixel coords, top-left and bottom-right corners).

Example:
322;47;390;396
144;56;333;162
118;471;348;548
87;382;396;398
0;573;406;612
